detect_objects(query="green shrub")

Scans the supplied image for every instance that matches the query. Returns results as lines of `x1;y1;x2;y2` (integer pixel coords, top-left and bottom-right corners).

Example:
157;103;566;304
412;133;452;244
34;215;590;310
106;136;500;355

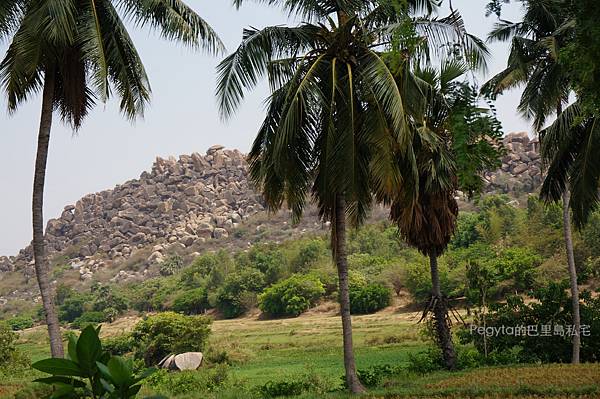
147;364;229;396
461;282;600;363
259;275;325;317
407;347;444;374
180;251;234;289
349;283;391;314
131;312;212;366
6;316;34;331
58;295;87;323
172;288;209;315
259;380;309;398
159;254;184;276
92;284;128;314
237;244;286;285
71;311;106;329
103;334;134;356
216;268;266;318
0;323;30;371
345;364;401;388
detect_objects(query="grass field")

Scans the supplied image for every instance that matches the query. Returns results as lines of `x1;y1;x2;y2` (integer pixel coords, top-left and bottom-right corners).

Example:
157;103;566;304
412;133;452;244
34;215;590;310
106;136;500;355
3;307;600;398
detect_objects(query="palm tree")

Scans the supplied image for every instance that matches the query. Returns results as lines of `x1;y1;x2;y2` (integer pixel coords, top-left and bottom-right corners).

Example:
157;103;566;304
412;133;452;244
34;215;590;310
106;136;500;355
481;0;581;363
539;104;599;364
390;62;502;369
218;0;486;391
0;0;222;358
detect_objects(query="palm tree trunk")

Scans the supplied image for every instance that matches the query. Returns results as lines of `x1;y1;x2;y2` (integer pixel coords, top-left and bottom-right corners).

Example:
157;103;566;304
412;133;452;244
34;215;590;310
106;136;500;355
334;195;365;394
429;252;457;370
562;190;581;364
33;69;63;358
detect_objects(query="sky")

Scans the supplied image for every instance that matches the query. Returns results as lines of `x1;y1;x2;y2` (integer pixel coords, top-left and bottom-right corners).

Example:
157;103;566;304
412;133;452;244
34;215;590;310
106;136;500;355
0;0;526;256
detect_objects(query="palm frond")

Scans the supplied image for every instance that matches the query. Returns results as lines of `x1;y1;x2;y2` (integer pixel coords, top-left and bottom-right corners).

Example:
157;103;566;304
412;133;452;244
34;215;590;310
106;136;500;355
117;0;224;52
216;24;320;119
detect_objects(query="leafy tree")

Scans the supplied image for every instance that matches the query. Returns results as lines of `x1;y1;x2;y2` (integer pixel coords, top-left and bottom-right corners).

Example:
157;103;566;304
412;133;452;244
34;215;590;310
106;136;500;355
450;212;482;249
258;275;325;317
237;244;286;285
172;288;210;315
0;0;222;358
180;251;234;289
131;312;212;366
59;295;87;323
291;240;327;273
219;0;484;391
215;268;266;318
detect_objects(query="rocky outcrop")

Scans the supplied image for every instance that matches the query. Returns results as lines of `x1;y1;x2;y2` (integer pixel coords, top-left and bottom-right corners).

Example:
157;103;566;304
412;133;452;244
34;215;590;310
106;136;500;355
484;132;543;195
2;135;544;275
11;146;264;271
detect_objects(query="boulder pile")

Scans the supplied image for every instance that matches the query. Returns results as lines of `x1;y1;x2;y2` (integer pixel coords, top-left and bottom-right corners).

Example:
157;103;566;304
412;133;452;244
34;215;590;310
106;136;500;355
11;145;264;271
2;134;544;275
484;132;543;194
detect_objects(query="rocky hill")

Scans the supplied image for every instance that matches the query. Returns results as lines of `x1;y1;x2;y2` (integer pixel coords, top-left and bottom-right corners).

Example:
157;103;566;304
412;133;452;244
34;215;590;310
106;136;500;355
0;132;542;279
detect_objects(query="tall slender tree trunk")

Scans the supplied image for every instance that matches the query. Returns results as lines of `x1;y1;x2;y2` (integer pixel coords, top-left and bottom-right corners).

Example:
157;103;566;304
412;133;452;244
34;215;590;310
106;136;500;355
429;252;456;370
334;195;365;394
562;190;581;364
33;69;63;358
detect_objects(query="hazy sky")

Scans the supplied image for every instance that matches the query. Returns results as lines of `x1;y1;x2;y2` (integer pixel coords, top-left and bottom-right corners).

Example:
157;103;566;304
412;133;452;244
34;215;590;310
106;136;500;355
0;0;526;255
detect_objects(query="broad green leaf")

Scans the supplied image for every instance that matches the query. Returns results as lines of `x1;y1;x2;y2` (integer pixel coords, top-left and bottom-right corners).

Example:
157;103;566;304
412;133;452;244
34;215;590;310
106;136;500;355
100;378;115;393
76;325;102;375
107;356;133;386
32;358;85;377
49;384;75;399
34;376;86;388
67;334;78;363
96;361;113;384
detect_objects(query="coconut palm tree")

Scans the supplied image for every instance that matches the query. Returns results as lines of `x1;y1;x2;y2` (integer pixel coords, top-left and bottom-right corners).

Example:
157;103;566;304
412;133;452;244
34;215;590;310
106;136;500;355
391;62;502;369
481;0;582;363
218;0;486;391
0;0;222;358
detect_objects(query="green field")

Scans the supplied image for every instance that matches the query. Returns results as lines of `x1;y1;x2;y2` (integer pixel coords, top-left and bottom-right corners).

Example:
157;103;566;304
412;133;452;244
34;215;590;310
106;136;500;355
3;308;600;399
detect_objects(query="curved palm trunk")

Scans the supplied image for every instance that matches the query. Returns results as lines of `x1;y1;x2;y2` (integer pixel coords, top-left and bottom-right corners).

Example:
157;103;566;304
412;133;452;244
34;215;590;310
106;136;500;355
334;195;365;393
429;252;456;370
33;70;63;358
562;190;581;364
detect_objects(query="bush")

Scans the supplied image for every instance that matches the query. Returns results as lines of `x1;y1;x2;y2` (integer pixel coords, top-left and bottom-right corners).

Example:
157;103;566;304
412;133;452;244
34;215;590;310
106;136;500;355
0;323;30;371
407;347;444;374
354;364;401;387
71;311;106;329
103;334;134;356
216;268;266;318
131;312;212;366
172;288;209;315
159;254;184;276
237;244;286;285
179;251;234;289
259;275;325;317
349;283;391;314
291;240;326;273
58;295;87;323
147;365;229;396
259;380;309;397
6;316;34;331
461;282;600;363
